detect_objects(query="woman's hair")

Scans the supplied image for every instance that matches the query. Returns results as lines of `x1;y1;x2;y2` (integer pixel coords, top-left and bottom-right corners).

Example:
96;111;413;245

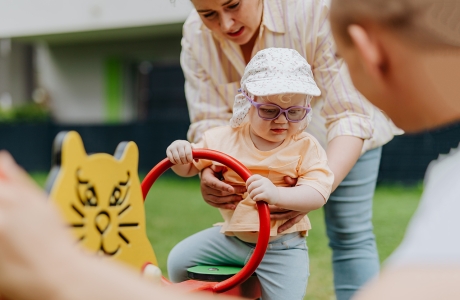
330;0;460;48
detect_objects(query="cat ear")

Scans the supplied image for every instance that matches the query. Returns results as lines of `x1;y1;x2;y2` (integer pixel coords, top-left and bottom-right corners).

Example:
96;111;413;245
114;141;139;172
55;131;87;167
46;131;87;193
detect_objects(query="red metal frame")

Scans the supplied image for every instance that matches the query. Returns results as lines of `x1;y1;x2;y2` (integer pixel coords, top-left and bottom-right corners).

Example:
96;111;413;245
141;149;270;293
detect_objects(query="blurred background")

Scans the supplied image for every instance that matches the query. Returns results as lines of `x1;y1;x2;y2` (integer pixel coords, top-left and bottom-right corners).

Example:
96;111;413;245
1;0;459;181
0;0;193;171
1;1;460;299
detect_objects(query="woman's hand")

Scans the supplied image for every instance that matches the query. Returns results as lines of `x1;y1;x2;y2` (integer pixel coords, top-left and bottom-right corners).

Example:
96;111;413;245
166;140;193;165
246;175;280;205
200;166;245;210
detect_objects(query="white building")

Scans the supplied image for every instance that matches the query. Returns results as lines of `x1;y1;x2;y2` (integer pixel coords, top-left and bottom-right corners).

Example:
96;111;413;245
0;0;193;123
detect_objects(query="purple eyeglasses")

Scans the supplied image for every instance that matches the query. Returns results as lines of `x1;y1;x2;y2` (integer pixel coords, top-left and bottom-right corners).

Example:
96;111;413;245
239;89;311;122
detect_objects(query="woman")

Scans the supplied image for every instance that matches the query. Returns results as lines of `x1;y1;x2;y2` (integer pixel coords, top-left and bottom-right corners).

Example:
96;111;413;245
173;0;401;299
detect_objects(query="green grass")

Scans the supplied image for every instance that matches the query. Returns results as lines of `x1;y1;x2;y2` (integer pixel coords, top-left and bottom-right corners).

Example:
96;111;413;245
32;173;422;300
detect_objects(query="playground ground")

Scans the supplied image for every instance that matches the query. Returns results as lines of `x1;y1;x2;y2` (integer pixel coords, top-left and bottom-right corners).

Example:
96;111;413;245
32;173;422;300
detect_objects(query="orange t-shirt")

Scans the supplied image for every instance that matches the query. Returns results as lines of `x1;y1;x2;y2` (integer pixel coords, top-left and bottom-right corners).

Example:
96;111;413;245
193;123;333;237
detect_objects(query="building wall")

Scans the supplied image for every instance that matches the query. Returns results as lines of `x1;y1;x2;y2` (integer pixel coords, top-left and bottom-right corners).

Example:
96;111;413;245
0;40;33;107
0;0;192;39
0;0;192;121
36;34;183;124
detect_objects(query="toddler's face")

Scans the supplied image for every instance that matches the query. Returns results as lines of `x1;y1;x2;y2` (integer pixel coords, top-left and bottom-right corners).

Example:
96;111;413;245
248;93;307;147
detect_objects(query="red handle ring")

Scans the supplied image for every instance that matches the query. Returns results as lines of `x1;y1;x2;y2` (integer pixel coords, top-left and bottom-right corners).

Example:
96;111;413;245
141;149;270;293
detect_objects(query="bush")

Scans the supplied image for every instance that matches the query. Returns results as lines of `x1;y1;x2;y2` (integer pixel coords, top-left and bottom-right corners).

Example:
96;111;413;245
0;103;50;123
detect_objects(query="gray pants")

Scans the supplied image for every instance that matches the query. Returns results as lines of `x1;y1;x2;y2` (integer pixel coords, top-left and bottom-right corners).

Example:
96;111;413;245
325;147;382;300
167;227;309;300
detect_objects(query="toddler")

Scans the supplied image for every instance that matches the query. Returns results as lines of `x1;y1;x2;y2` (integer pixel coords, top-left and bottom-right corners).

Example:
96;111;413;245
166;48;333;300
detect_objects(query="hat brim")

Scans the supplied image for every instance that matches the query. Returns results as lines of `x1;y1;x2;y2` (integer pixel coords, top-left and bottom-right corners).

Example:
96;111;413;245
245;79;321;97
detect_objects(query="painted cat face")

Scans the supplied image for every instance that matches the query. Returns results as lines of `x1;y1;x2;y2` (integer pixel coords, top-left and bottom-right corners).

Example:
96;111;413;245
46;131;157;271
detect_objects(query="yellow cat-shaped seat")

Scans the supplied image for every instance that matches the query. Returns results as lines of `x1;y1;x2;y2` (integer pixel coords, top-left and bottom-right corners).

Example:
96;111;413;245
46;131;158;276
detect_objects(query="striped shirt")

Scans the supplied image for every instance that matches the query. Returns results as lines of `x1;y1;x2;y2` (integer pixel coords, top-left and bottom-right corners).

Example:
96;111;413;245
181;0;403;152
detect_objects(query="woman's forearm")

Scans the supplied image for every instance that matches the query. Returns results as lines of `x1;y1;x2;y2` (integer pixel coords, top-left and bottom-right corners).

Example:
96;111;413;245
326;136;364;192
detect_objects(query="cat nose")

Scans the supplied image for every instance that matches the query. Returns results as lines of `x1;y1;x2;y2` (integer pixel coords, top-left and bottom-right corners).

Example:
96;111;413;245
95;211;110;234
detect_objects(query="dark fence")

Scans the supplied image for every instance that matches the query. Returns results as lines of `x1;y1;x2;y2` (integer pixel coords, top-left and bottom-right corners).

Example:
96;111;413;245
378;122;460;184
0;121;189;173
1;121;459;183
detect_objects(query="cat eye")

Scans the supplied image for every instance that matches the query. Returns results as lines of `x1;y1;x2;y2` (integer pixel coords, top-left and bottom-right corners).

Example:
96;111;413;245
110;187;124;206
111;172;130;206
77;183;98;207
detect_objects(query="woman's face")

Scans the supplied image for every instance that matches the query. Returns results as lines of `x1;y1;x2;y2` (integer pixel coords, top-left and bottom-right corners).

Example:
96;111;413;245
191;0;263;45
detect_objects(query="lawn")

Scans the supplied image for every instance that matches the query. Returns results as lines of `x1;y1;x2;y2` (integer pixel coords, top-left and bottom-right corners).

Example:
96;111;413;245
32;172;422;300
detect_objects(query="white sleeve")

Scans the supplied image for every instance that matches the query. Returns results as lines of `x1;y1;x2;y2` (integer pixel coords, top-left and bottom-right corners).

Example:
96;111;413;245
386;149;460;267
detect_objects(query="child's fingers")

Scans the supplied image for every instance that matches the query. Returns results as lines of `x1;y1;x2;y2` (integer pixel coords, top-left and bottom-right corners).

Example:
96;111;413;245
248;185;264;199
166;148;176;163
177;147;187;164
167;148;179;164
180;144;193;164
185;146;193;163
246;174;263;187
172;149;185;165
246;177;264;193
167;141;193;165
250;188;270;203
176;146;188;164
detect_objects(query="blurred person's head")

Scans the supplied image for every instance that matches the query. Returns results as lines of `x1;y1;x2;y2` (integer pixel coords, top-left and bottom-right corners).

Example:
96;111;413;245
190;0;263;45
330;0;460;132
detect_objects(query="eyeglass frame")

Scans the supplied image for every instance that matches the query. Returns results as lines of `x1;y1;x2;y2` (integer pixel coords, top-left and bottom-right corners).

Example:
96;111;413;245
238;89;312;123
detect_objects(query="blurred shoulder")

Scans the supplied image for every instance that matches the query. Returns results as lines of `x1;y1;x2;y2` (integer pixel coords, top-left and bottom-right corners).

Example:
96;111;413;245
183;10;205;36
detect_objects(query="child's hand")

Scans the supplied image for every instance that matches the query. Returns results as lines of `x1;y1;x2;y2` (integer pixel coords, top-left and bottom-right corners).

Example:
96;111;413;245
166;140;193;165
246;175;280;205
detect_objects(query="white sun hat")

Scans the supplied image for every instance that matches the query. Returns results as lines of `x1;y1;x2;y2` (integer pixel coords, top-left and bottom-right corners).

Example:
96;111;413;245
230;47;320;128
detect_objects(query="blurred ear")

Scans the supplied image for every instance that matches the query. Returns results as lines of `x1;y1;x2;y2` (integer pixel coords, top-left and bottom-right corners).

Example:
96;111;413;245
348;24;387;81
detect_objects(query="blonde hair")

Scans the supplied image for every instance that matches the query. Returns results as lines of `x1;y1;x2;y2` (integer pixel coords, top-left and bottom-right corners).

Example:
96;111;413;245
330;0;460;48
257;94;313;105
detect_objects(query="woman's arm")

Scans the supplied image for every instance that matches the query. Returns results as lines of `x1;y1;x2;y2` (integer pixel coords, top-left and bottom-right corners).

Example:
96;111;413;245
327;135;364;192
